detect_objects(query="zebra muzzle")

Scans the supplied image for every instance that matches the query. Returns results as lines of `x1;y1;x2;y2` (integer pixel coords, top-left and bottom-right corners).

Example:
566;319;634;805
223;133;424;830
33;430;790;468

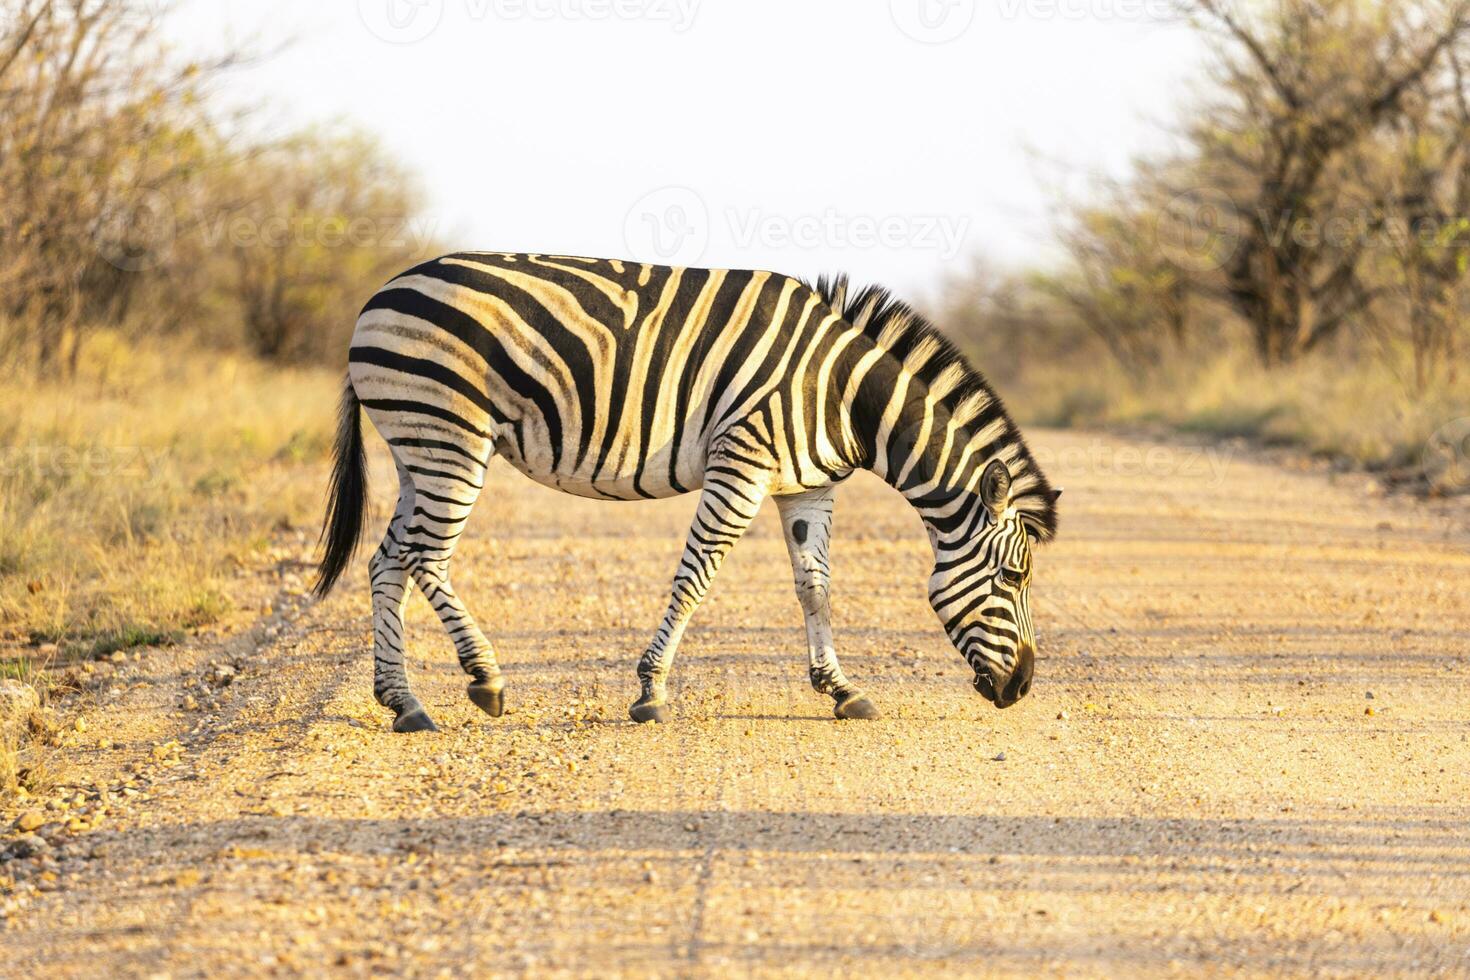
973;644;1034;709
973;669;1001;704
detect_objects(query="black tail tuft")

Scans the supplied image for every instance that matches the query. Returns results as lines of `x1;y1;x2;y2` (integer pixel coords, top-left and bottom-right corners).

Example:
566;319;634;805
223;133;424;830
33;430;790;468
313;377;369;598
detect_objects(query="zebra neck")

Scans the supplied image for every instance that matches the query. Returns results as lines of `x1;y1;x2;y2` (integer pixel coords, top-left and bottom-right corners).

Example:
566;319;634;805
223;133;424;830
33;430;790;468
837;332;979;521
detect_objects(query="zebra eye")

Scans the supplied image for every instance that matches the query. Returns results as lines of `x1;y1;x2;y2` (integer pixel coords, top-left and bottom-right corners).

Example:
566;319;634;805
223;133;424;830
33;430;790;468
1000;566;1025;588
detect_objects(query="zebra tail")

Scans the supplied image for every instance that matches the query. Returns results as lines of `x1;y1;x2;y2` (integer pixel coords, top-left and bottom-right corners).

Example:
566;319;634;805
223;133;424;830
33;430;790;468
312;376;369;598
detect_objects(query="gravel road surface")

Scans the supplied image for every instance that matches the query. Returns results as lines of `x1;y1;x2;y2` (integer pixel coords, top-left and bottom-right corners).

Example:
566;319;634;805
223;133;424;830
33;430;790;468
6;428;1470;977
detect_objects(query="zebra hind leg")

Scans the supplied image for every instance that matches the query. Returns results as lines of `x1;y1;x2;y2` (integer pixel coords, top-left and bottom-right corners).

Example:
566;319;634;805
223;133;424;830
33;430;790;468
370;465;439;732
409;555;503;718
396;443;505;719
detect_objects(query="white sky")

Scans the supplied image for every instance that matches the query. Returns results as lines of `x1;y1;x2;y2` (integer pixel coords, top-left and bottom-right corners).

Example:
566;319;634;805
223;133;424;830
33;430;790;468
164;0;1202;297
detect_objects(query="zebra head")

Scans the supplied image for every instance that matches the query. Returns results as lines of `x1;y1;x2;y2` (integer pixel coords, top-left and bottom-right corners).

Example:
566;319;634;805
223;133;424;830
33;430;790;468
926;458;1053;709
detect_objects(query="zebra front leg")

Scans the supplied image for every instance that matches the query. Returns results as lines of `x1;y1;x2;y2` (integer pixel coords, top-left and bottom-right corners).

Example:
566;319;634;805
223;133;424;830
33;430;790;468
630;471;769;723
774;487;879;720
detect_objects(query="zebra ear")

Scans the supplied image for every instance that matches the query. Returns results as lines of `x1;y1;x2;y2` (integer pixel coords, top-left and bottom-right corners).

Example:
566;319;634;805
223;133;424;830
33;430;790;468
980;459;1011;519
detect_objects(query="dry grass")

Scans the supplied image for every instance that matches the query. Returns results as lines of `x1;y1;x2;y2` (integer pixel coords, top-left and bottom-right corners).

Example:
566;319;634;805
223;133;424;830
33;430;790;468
0;331;339;658
0;654;64;800
1009;348;1470;488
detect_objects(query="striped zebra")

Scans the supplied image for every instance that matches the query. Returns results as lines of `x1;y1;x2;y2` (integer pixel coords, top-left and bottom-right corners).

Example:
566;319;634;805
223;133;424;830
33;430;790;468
313;253;1060;732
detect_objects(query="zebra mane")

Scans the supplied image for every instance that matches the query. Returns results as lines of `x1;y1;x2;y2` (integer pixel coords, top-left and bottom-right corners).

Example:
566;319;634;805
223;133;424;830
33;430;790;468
807;273;1059;541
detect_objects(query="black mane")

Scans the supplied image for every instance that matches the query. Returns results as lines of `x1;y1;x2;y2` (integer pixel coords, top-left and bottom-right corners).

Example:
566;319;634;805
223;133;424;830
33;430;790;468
806;273;1059;541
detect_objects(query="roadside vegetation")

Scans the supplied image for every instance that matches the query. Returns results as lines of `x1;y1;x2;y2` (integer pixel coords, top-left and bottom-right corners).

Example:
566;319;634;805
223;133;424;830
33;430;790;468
0;0;436;664
0;0;439;796
944;0;1470;488
0;337;338;655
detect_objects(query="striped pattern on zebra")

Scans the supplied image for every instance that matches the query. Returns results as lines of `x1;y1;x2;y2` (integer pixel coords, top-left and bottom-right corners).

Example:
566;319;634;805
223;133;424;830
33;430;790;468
314;253;1060;732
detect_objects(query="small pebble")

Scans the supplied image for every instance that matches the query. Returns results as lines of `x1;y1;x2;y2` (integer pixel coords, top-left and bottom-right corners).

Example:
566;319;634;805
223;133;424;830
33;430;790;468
11;835;49;858
993;752;1007;762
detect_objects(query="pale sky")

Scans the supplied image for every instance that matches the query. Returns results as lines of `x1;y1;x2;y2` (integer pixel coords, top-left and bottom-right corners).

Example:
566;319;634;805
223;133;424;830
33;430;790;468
165;0;1202;297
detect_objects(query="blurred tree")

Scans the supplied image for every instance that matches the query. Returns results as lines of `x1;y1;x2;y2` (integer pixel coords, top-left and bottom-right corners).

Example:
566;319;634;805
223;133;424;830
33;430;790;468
0;0;228;375
1175;0;1470;365
210;129;434;362
0;1;437;374
1038;190;1190;378
1370;52;1470;389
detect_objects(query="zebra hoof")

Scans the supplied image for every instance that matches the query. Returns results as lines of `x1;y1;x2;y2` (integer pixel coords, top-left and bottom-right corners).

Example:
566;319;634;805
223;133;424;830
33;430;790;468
467;678;504;718
392;708;440;733
629;698;670;724
834;693;881;720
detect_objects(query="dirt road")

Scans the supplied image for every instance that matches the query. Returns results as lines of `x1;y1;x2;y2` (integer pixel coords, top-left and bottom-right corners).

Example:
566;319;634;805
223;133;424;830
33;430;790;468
6;428;1470;977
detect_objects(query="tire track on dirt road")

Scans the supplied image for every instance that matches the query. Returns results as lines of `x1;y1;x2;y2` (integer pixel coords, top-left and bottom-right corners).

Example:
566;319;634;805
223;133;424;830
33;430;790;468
5;428;1470;976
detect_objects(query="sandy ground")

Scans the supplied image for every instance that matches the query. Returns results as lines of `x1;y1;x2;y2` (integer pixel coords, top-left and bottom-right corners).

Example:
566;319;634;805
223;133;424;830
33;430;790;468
4;428;1470;978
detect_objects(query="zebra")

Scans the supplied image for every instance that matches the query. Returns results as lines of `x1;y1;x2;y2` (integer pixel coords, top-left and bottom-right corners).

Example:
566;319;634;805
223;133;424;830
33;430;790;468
313;253;1060;732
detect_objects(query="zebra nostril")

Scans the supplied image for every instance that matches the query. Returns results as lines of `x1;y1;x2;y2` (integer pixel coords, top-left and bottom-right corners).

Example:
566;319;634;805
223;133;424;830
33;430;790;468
1000;645;1035;705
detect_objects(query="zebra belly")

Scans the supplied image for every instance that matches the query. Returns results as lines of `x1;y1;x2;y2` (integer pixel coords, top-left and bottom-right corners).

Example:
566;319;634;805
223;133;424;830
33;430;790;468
493;436;704;501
